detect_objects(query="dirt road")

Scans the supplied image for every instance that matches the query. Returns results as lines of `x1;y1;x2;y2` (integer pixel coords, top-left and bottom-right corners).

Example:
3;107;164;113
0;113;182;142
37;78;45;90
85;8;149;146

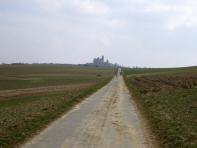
23;74;155;148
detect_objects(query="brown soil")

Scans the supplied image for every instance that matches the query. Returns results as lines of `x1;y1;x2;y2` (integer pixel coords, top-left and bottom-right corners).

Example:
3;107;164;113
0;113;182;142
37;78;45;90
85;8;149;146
0;83;96;99
129;74;197;95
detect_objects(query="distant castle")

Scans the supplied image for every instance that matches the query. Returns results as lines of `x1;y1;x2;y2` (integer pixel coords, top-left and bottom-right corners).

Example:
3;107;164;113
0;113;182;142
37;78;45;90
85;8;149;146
86;56;115;67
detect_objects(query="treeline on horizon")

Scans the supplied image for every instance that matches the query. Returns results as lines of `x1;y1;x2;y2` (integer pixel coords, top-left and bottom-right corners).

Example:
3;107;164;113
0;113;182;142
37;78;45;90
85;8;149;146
0;62;114;67
0;63;196;70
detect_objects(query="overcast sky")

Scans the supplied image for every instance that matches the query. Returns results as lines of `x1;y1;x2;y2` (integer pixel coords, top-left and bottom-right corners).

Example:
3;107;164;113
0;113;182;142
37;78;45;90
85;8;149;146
0;0;197;67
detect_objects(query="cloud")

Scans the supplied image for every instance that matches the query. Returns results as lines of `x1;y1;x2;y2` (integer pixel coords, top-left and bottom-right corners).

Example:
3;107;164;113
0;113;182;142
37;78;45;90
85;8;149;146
125;0;197;30
166;3;197;30
74;0;110;16
33;0;110;16
2;0;197;31
34;0;66;11
144;3;172;13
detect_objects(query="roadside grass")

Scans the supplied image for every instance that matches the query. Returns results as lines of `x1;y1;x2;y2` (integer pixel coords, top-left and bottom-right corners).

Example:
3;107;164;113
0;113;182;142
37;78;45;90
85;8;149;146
0;64;113;147
124;67;197;148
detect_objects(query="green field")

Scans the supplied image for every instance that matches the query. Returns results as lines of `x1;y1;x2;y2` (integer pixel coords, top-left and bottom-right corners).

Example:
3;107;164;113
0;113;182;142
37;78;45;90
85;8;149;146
124;67;197;148
0;64;113;90
0;64;113;147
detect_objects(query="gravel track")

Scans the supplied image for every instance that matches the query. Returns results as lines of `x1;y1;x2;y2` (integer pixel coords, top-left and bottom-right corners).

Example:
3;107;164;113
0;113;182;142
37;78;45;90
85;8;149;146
22;74;155;148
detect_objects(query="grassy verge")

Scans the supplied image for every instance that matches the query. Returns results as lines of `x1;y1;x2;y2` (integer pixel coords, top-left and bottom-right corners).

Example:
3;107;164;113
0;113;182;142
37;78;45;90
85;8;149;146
124;67;197;148
0;78;111;148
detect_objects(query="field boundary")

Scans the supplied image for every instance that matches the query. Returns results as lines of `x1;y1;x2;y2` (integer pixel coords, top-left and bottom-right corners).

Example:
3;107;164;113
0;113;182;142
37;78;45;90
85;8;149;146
0;83;96;99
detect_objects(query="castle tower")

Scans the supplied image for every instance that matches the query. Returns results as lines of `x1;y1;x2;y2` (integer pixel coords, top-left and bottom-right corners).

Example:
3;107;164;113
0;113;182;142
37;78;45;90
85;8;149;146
101;56;104;63
106;59;109;64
